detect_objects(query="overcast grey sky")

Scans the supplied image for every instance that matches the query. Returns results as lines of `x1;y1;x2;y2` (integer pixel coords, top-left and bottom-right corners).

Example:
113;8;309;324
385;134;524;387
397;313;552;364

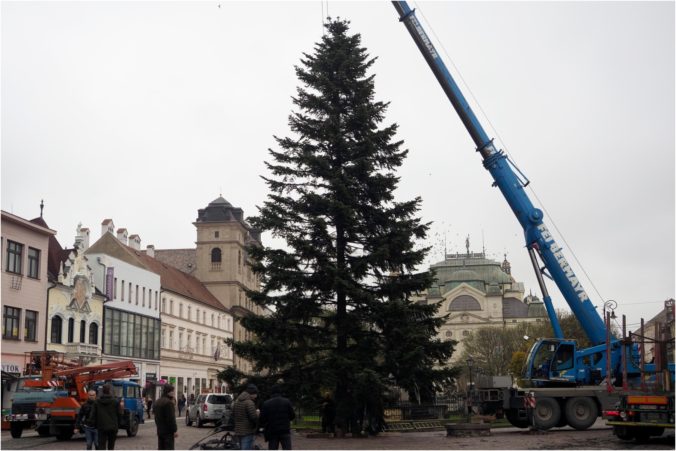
2;1;674;328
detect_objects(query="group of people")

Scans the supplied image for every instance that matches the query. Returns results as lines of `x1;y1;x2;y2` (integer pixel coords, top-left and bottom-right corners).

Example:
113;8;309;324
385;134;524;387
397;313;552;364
231;383;296;450
77;382;297;450
76;384;125;450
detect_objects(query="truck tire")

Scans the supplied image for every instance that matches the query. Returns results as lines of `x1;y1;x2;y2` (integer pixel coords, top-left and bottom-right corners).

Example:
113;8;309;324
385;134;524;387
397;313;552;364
533;397;561;430
613;425;634;441
56;428;74;441
10;422;23;439
564;397;597;430
505;409;529;428
126;415;139;437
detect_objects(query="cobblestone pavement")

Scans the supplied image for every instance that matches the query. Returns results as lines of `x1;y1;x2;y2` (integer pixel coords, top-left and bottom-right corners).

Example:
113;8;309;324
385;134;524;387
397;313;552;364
1;417;674;450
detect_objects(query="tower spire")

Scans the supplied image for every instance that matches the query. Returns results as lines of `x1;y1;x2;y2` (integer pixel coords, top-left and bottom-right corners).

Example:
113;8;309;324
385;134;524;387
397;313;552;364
40;199;44;218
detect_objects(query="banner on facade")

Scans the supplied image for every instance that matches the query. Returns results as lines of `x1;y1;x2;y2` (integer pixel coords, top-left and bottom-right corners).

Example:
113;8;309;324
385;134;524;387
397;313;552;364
106;267;114;300
214;344;221;361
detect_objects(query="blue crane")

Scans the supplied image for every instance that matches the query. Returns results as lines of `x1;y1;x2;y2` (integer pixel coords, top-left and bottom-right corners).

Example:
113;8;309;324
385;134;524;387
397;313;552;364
392;1;630;385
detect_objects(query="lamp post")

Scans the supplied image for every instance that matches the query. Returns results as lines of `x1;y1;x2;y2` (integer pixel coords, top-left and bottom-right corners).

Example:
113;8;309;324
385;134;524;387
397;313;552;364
466;356;474;423
603;300;617;321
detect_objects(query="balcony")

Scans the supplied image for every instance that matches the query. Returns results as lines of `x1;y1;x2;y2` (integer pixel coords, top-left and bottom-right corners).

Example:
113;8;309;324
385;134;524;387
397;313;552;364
64;343;100;356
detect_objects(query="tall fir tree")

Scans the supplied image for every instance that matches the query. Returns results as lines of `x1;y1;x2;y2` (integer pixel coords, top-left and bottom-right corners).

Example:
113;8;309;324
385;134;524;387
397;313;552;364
224;19;457;433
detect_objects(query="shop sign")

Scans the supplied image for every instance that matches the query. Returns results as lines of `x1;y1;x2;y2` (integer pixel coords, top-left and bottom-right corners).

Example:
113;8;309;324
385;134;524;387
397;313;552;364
1;363;20;374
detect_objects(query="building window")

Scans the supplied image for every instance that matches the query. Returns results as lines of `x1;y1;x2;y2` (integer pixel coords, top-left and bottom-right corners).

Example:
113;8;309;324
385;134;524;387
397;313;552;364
155;292;158;310
6;241;23;274
211;314;215;327
215;231;219;238
3;306;21;339
162;298;166;312
462;330;470;337
24;310;38;341
128;282;132;303
80;320;86;343
211;248;221;263
161;329;166;348
121;280;125;301
102;308;160;360
179;304;183;318
196;308;200;323
188;306;191;321
89;323;98;345
27;247;40;279
51;316;63;343
68;318;75;342
170;300;174;315
135;285;139;305
114;278;118;299
169;331;174;349
445;330;452;337
142;287;146;307
203;311;206;324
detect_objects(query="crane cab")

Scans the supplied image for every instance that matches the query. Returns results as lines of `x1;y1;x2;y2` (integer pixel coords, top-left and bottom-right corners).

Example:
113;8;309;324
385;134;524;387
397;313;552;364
524;339;579;386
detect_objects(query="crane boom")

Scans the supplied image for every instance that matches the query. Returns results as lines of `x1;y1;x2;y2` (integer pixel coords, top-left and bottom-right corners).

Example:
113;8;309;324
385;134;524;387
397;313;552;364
391;1;607;346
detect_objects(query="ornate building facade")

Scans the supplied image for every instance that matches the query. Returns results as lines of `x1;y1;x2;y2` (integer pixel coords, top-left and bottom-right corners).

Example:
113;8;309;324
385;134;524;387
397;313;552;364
418;248;547;360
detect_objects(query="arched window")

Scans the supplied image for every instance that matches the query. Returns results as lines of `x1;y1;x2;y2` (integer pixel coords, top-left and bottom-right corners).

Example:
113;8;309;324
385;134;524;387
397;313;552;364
51;316;63;343
445;330;453;337
211;248;222;263
448;295;482;311
67;318;75;343
89;323;98;345
80;320;86;343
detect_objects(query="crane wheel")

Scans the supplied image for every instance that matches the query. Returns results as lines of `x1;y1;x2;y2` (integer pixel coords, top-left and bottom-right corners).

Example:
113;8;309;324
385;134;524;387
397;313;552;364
56;428;74;441
126;415;139;437
533;397;561;430
613;425;635;441
9;422;23;438
505;409;529;428
564;397;597;430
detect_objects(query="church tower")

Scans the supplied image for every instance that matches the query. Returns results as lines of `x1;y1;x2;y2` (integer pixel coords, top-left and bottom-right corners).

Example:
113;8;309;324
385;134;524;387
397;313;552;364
193;196;262;372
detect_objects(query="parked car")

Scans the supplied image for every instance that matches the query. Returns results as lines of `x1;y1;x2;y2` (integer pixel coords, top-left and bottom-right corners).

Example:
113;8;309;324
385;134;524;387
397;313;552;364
186;393;232;428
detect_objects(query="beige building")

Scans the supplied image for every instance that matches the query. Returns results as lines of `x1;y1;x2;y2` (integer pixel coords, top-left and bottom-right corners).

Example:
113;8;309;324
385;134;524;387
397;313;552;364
153;196;263;373
418;249;547;360
1;210;55;376
135;247;234;397
46;224;105;364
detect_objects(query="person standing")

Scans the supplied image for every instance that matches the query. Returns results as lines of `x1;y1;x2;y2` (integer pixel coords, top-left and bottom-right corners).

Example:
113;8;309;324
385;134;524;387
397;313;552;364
89;383;122;450
177;393;186;417
233;384;260;450
259;385;295;450
77;390;98;450
153;384;178;450
319;395;335;434
146;396;153;419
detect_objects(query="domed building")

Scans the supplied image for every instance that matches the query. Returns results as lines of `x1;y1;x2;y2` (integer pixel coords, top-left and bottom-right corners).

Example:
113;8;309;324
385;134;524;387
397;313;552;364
417;245;548;360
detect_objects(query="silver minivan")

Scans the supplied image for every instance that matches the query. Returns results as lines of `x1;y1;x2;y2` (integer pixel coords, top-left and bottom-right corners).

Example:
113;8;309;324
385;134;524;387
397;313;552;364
186;393;233;427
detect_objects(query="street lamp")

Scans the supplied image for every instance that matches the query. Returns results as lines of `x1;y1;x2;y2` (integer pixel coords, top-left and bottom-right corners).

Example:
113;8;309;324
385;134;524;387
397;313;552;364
466;356;474;422
603;300;617;321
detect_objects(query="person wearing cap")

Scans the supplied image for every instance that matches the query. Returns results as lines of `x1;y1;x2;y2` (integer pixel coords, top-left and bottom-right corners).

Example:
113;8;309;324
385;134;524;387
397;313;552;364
233;384;260;450
259;385;295;450
153;384;178;450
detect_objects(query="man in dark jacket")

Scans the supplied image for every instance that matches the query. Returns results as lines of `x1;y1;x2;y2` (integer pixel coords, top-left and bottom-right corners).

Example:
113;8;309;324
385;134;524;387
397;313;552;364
153;384;178;450
89;383;122;450
77;390;98;450
259;385;295;450
233;384;260;450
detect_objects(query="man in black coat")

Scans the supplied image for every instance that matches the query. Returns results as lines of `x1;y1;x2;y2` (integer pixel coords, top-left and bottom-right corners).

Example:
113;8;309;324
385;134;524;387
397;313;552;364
153;384;178;450
259;385;295;450
89;383;122;450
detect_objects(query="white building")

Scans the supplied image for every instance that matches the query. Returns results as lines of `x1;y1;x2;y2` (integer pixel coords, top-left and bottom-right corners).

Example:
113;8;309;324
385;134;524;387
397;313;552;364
84;220;161;391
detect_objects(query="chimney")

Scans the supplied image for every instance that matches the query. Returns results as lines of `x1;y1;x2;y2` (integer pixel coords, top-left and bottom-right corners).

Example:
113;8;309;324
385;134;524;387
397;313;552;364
146;245;155;258
101;219;115;237
117;228;128;245
75;224;91;251
129;234;141;250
